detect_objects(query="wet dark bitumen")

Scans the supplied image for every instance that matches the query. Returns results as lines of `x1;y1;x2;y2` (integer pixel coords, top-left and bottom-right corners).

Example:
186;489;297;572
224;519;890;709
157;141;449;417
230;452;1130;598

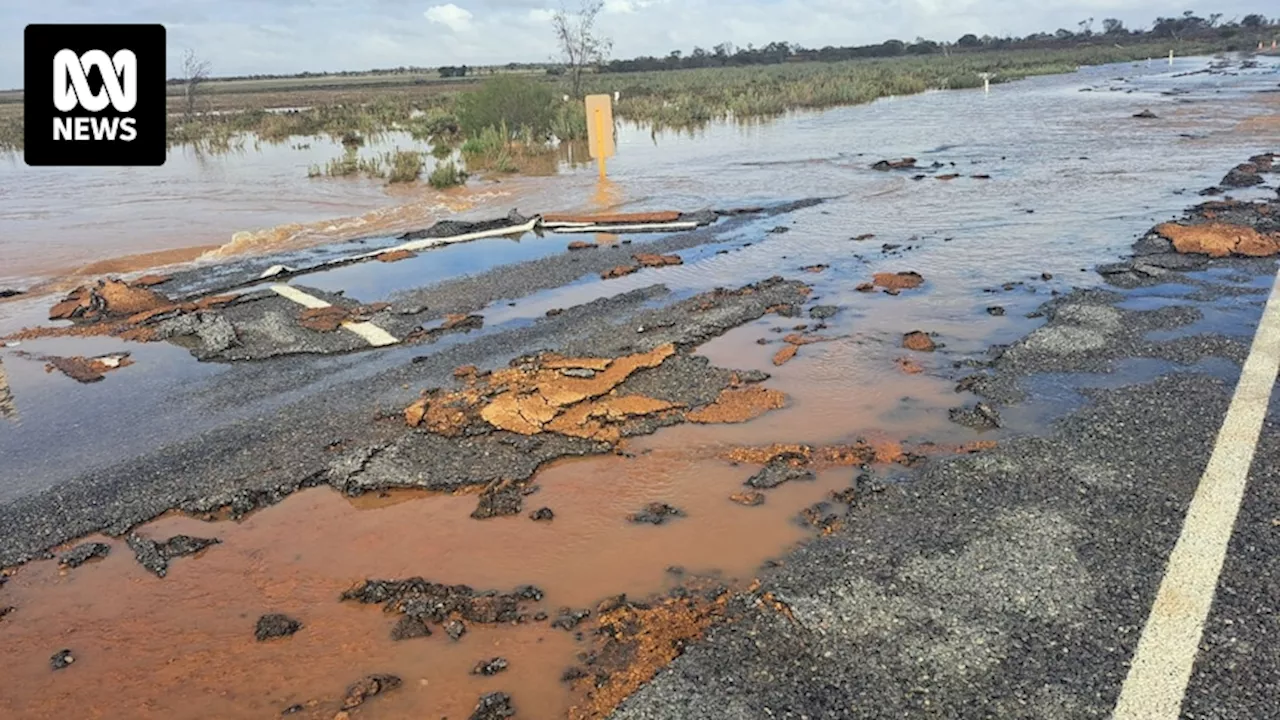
608;157;1280;719
744;459;815;489
57;541;110;569
151;200;819;304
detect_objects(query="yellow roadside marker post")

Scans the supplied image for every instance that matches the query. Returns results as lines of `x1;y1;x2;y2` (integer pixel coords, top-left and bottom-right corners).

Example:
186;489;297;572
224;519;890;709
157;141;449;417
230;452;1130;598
584;94;615;180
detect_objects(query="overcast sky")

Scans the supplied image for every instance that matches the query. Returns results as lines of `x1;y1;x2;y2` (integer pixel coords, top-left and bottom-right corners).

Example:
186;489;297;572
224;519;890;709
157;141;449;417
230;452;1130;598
2;0;1274;88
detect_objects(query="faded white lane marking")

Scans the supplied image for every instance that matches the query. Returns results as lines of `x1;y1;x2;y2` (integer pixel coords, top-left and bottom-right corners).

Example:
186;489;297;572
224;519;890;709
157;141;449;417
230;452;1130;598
269;284;398;348
377;217;541;255
1113;268;1280;719
336;320;398;347
549;221;699;234
270;284;330;309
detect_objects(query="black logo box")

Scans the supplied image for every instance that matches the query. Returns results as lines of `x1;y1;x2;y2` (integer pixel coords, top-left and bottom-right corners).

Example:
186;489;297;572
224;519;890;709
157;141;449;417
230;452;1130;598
24;24;167;167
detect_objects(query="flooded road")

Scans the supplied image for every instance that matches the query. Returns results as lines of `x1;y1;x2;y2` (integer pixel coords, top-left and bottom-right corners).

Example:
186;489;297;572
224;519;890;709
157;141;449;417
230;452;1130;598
0;132;536;291
1;55;1278;719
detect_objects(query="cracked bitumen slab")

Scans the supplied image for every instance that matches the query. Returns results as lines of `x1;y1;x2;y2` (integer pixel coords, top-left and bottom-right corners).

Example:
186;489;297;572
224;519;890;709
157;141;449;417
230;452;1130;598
0;276;811;566
612;371;1247;719
339;277;810;497
155;212;538;300
135;199;826;361
1097;193;1280;292
152;200;821;303
384;198;824;318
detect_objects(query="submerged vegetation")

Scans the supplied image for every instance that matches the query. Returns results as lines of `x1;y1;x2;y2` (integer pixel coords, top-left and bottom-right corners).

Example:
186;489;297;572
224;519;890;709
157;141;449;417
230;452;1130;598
428;160;467;189
306;147;426;183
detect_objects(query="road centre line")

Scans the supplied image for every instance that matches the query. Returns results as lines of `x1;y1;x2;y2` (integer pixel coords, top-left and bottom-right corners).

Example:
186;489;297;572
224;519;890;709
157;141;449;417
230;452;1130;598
269;284;398;348
1113;268;1280;719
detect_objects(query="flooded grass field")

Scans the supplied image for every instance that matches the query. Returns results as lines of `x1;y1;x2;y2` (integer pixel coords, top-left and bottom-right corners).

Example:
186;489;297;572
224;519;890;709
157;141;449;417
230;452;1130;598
1;54;1278;719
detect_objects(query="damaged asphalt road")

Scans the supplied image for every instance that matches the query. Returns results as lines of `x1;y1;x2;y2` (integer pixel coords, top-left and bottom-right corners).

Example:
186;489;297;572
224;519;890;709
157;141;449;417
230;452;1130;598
0;266;813;565
0;199;828;565
610;168;1280;718
6;151;1280;717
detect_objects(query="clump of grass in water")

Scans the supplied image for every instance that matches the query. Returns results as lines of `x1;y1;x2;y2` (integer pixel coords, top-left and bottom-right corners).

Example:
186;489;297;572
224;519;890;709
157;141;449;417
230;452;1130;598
406;108;462;145
461;123;518;173
387;149;424;183
428;161;468;189
321;148;384;178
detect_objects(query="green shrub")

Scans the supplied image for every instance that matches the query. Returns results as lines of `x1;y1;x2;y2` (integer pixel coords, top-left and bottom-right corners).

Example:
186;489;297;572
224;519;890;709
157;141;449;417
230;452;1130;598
322;148;384;178
387;150;424;183
406;108;461;142
428;161;468;188
458;75;556;139
551;101;587;141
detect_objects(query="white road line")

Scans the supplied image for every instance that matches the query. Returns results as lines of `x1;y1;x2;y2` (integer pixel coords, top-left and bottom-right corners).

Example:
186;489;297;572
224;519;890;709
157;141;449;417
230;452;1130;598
549;221;700;234
270;284;330;309
374;217;541;255
269;284;398;348
1113;269;1280;719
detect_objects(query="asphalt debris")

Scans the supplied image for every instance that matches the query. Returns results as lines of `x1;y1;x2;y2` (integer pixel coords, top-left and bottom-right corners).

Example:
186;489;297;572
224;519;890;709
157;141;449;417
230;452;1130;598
58;541;111;569
745;459;815;489
255;614;303;641
50;649;75;671
472;657;510;676
551;608;591;630
627;502;686;525
470;691;515;720
125;534;220;577
341;673;401;710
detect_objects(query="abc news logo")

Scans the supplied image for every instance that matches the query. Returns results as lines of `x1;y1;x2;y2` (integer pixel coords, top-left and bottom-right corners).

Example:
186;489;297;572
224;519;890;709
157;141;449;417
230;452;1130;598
53;49;140;142
25;24;166;166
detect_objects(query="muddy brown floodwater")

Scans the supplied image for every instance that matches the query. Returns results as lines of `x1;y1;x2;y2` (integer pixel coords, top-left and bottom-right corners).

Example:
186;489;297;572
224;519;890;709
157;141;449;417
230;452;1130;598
0;447;861;719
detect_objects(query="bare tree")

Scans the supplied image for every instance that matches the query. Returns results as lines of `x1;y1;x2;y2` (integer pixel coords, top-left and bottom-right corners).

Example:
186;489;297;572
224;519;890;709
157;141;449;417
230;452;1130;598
551;0;612;98
182;49;212;118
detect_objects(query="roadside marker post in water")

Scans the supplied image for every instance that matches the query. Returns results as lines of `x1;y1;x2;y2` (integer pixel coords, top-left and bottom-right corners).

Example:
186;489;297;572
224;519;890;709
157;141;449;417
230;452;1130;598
1169;49;1174;65
585;94;615;180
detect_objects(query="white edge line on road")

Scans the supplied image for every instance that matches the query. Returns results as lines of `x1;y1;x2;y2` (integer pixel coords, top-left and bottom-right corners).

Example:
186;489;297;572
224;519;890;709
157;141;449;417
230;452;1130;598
374;217;541;256
269;284;399;348
251;217;704;284
550;221;700;234
1112;267;1280;720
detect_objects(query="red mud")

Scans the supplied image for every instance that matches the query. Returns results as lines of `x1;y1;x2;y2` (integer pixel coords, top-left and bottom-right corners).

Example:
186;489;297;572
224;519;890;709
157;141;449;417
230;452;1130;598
0;450;855;720
1155;222;1280;258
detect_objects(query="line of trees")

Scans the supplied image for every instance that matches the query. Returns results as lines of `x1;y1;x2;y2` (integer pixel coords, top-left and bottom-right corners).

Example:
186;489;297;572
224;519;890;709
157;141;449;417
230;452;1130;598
168;9;1276;86
605;12;1277;73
